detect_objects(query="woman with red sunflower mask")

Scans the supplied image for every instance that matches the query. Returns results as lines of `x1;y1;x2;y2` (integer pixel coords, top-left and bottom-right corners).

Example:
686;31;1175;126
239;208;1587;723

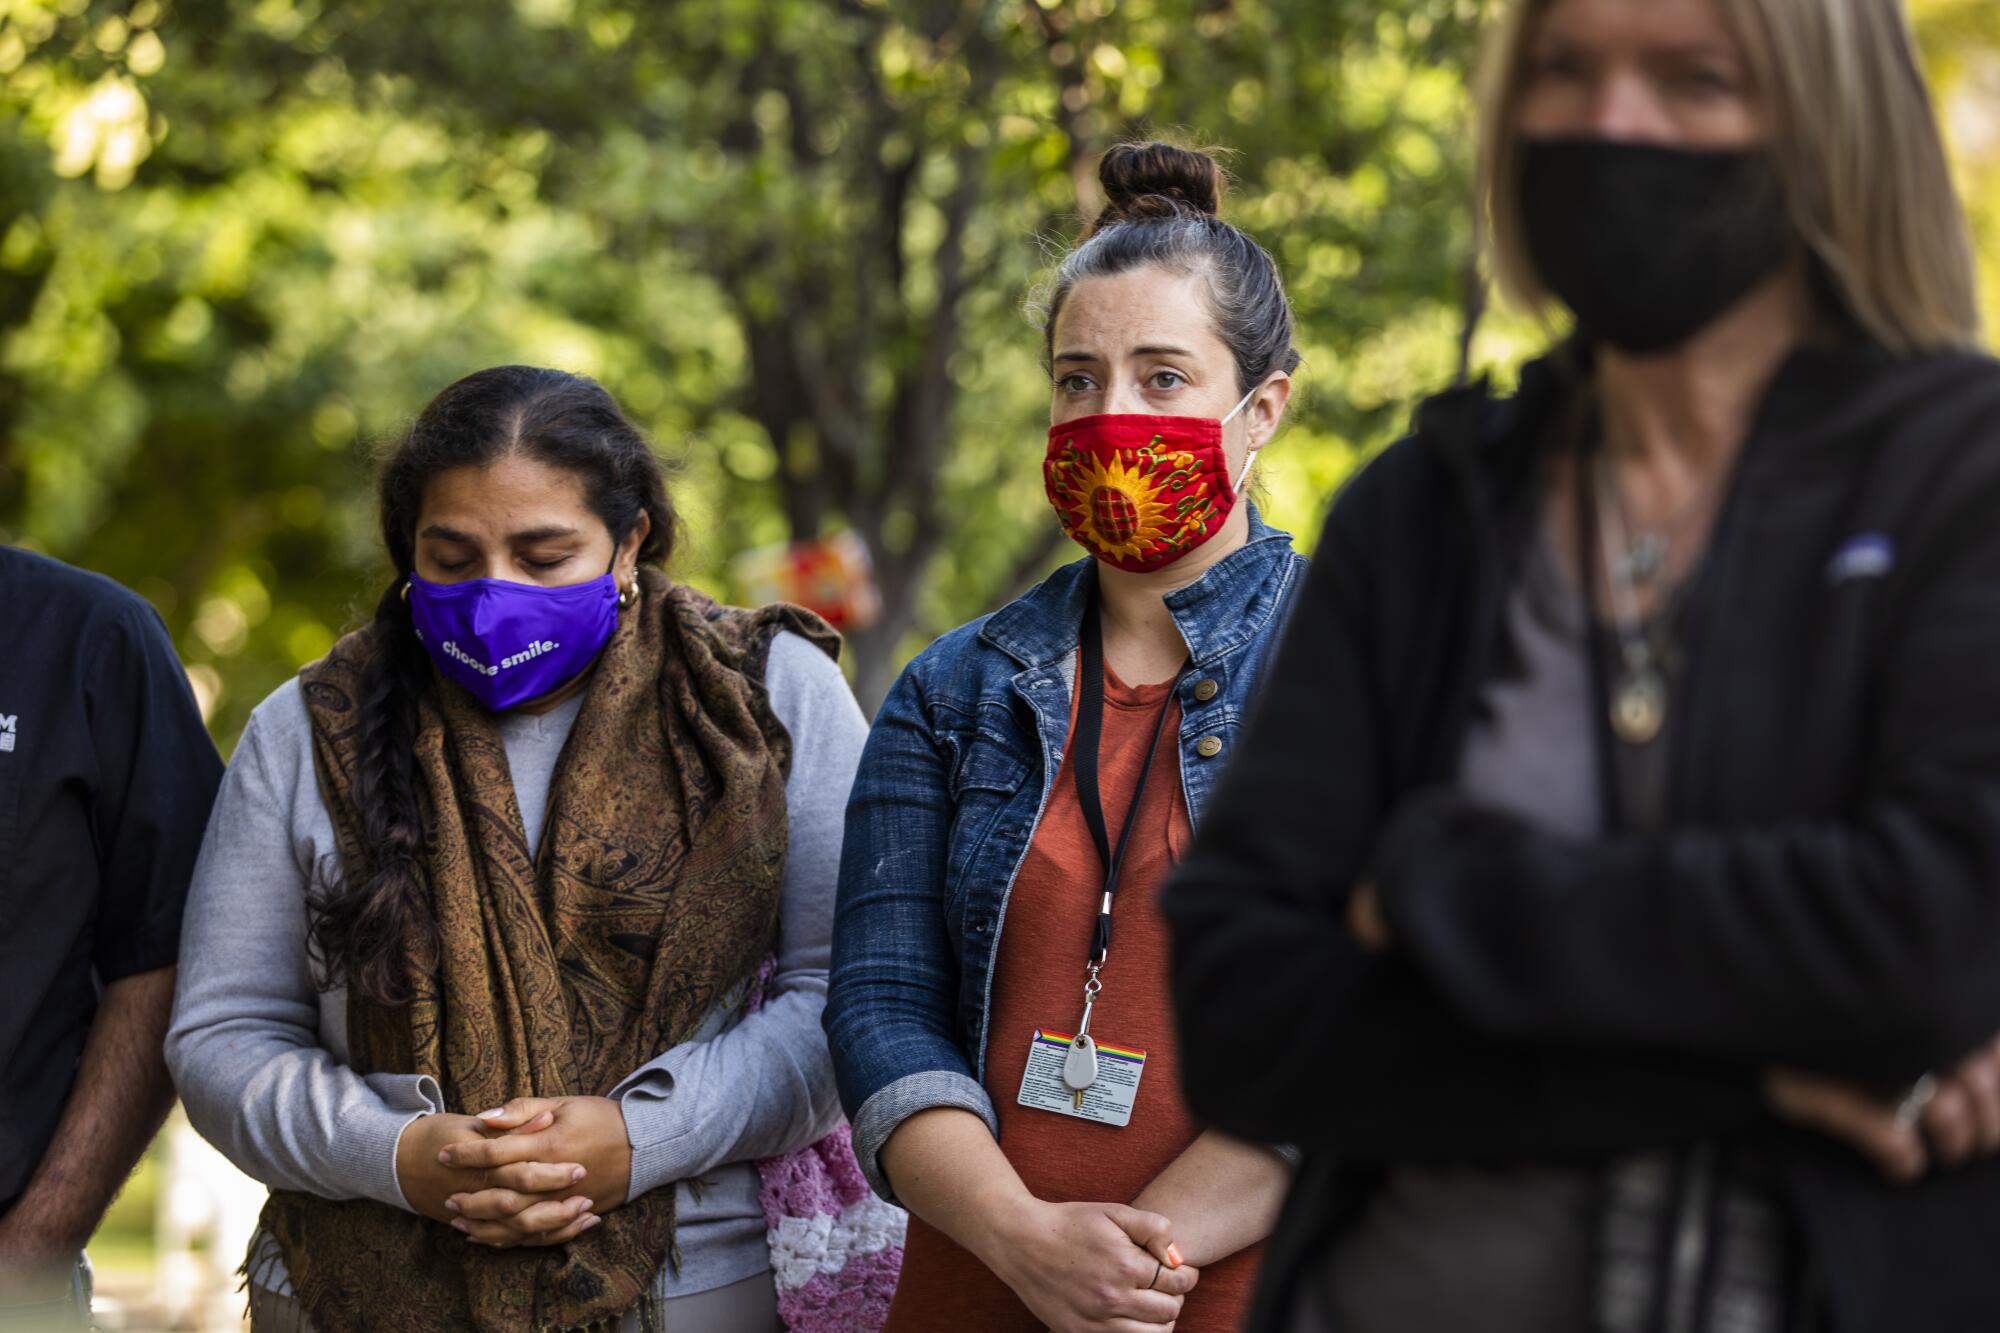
825;141;1307;1333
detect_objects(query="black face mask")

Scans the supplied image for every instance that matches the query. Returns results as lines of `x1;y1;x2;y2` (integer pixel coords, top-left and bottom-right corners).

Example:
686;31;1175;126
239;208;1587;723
1519;137;1790;355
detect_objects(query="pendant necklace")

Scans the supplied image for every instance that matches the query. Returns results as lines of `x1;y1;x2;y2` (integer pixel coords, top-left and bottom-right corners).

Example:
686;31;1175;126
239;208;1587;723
1592;453;1675;745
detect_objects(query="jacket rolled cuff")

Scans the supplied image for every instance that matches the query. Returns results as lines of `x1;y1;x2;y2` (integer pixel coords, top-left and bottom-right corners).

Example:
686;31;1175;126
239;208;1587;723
851;1070;999;1204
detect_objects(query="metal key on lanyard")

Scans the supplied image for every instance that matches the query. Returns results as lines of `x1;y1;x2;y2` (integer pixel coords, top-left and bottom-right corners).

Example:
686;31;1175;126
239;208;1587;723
1064;968;1103;1109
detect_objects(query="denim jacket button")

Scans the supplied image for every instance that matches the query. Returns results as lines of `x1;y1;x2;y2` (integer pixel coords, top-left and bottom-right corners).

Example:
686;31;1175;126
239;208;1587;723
1196;735;1224;758
1193;678;1220;703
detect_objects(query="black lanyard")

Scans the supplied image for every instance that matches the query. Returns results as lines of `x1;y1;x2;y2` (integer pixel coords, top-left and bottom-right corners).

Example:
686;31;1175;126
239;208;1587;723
1073;587;1190;969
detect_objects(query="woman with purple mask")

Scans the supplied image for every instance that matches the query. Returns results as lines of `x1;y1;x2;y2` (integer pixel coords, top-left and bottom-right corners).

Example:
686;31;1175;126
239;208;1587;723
166;366;880;1332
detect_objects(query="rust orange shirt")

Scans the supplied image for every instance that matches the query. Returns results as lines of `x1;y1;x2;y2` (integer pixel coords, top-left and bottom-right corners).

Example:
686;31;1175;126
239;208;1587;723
885;660;1265;1332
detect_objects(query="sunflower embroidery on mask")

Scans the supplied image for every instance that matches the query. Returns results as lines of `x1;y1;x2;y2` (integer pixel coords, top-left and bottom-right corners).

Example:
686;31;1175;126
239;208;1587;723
1044;416;1240;574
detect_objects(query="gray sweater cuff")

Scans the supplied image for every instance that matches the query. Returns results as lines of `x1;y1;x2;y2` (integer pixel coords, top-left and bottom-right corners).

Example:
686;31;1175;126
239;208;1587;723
366;1073;446;1211
851;1071;999;1205
618;1068;699;1199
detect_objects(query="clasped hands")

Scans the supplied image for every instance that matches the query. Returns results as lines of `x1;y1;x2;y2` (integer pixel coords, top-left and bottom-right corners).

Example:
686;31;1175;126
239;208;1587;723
979;1196;1198;1333
1346;882;2000;1186
394;1095;633;1248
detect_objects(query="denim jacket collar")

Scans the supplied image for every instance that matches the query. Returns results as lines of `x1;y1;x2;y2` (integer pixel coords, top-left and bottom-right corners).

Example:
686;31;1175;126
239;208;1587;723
978;505;1296;670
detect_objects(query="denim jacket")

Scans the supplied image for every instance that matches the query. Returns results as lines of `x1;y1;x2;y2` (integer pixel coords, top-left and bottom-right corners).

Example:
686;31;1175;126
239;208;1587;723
825;507;1308;1199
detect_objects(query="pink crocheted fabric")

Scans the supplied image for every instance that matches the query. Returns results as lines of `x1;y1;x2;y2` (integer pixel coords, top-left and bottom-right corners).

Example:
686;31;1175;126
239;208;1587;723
748;960;905;1332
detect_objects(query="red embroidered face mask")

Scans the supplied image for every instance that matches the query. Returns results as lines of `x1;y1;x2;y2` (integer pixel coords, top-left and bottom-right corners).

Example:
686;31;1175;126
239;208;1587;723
1043;391;1257;574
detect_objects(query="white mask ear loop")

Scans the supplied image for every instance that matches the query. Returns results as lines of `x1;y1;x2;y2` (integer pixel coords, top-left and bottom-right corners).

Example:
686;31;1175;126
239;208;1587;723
1221;383;1263;495
1219;384;1259;426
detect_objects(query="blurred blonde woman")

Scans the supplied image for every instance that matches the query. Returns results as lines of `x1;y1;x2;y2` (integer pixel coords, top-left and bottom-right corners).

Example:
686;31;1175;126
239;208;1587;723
1168;0;2000;1330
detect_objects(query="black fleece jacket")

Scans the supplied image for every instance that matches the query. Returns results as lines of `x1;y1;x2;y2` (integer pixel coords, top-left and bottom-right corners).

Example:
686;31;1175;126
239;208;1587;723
1164;341;2000;1332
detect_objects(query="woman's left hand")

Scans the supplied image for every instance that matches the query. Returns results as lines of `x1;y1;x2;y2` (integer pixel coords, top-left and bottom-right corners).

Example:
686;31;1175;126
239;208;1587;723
1764;1033;2000;1182
440;1096;635;1246
1920;1035;2000;1167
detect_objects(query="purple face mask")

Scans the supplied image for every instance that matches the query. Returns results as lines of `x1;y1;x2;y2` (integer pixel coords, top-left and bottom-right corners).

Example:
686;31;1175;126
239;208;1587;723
406;570;621;712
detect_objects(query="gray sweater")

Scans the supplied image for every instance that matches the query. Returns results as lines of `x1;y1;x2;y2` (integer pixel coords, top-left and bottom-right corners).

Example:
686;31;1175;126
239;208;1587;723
165;632;868;1300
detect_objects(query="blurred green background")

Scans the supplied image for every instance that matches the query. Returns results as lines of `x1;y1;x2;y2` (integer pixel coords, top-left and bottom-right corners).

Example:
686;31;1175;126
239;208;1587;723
2;0;1997;1323
3;0;1998;726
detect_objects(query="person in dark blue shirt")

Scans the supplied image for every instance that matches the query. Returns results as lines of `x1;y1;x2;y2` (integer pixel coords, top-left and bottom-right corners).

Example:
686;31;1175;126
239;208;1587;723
0;548;221;1323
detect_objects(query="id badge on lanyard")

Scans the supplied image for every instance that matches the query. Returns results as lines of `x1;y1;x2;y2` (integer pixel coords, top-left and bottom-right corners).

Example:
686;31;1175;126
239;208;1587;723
1015;584;1186;1128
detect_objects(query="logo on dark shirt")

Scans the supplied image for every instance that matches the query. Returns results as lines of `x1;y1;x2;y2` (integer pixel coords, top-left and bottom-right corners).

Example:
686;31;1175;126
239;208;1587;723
1827;534;1895;585
0;713;15;753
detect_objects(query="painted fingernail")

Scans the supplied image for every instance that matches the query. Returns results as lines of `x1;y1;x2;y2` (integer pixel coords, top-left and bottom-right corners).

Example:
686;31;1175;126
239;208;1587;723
445;1199;461;1214
476;1108;505;1119
1166;1244;1183;1268
437;1150;452;1164
571;1166;587;1182
582;1214;601;1230
450;1219;468;1233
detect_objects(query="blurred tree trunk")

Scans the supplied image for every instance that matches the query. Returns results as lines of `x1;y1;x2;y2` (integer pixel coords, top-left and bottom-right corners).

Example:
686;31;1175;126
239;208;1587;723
695;2;1037;711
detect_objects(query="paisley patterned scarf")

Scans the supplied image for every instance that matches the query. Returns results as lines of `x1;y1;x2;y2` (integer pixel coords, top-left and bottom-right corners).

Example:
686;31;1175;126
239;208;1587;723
264;572;835;1332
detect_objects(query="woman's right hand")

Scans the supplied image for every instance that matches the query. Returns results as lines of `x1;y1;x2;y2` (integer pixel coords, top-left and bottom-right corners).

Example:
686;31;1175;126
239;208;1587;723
975;1196;1198;1332
879;1109;1194;1329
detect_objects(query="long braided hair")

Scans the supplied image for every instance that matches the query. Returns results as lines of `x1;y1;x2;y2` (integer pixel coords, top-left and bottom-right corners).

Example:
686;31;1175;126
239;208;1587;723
306;365;676;1005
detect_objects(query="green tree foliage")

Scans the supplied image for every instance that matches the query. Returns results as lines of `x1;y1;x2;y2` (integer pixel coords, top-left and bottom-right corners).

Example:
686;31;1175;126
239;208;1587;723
1;0;1994;731
1916;0;2000;327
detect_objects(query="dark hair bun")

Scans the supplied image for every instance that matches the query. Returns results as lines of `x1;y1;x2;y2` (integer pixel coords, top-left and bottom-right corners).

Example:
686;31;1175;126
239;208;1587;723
1092;141;1225;234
